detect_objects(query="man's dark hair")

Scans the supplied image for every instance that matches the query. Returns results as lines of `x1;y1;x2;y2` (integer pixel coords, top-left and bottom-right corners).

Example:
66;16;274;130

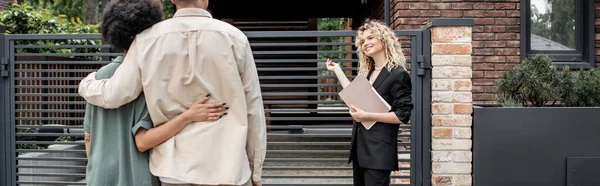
101;0;164;51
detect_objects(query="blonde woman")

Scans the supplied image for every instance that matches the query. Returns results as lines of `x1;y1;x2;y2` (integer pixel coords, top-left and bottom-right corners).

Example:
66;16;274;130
326;19;413;186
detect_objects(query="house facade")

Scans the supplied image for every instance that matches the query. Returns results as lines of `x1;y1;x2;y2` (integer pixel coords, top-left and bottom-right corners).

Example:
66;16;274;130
211;0;599;105
365;0;600;105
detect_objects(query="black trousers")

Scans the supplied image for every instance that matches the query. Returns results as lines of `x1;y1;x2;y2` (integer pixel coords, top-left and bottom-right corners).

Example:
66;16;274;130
352;160;392;186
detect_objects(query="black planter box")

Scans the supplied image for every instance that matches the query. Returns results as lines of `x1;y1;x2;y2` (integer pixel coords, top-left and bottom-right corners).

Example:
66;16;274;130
473;106;600;186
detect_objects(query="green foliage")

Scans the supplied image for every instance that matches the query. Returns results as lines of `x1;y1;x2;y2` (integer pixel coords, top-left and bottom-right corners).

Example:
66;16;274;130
17;143;45;150
317;18;347;60
0;3;99;34
496;55;570;107
496;54;600;107
56;136;81;142
17;132;83;156
16;128;46;155
19;0;176;22
317;18;347;79
49;0;83;22
19;0;84;22
316;18;349;104
2;3;61;34
563;68;600;107
499;97;525;108
162;0;175;19
0;3;100;57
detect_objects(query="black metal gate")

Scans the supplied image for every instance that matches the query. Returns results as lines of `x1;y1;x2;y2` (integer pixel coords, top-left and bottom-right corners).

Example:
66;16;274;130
0;28;431;186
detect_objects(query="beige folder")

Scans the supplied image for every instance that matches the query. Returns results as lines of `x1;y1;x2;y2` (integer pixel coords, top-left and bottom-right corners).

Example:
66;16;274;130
338;75;391;130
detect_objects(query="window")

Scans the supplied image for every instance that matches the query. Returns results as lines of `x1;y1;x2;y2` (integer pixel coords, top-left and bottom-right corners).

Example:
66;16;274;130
521;0;595;68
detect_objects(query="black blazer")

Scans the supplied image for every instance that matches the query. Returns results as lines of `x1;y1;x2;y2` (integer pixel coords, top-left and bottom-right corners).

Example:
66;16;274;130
348;66;413;171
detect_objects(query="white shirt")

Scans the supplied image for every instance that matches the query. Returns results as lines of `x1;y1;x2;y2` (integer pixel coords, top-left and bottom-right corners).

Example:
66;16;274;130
78;8;266;185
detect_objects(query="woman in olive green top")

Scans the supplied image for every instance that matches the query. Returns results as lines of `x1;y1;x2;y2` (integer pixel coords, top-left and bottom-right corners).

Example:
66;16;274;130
83;0;227;185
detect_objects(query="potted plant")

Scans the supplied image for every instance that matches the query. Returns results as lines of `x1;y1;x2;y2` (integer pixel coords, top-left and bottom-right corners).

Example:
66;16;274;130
473;54;600;186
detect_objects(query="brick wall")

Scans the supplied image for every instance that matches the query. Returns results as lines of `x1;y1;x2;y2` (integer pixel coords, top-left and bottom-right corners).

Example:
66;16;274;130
0;0;9;11
379;0;600;104
430;26;473;186
387;0;520;104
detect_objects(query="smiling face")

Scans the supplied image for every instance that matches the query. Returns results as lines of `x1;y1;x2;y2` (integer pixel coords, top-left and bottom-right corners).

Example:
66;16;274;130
359;30;384;57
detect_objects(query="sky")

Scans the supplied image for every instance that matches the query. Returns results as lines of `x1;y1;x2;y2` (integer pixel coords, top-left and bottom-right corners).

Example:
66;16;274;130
532;0;550;14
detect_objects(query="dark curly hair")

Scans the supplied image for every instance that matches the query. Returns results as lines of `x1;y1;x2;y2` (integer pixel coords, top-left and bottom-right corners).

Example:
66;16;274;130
100;0;164;51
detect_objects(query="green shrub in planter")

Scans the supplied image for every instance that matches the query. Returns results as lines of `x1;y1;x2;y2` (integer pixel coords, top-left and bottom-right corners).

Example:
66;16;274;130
564;68;600;107
496;54;600;107
495;54;572;107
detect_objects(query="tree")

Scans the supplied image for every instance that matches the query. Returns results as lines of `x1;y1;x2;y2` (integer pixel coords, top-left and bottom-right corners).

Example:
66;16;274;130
549;0;575;48
530;0;575;49
17;0;175;22
15;0;83;22
16;0;97;24
101;0;109;12
82;0;98;24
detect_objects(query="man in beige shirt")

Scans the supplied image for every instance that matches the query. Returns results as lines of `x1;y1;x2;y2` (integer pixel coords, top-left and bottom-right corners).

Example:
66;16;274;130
77;0;266;185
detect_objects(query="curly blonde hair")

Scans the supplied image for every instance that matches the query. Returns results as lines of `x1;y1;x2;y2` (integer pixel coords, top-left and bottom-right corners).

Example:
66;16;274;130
355;19;407;77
